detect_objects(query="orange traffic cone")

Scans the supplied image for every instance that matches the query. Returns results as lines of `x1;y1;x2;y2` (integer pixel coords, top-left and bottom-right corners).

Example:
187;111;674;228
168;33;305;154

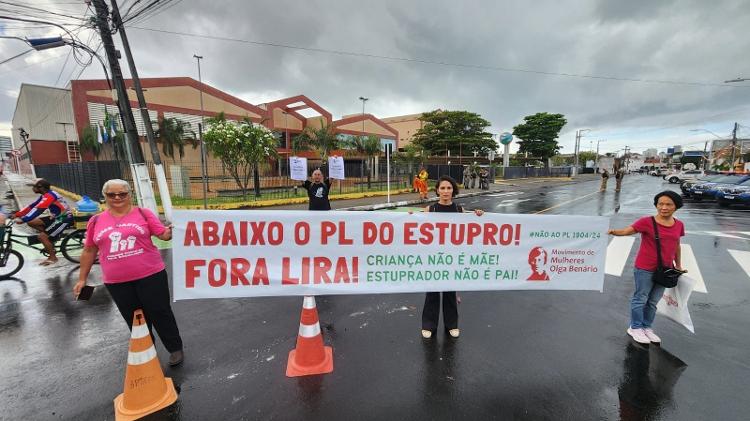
113;309;178;421
286;296;334;377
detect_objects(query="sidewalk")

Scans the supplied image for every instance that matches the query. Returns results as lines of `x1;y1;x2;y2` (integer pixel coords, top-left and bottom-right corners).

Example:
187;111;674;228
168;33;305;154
3;171;37;213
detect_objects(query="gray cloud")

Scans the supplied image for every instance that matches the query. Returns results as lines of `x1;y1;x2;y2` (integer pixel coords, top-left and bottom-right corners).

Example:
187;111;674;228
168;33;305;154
2;0;750;153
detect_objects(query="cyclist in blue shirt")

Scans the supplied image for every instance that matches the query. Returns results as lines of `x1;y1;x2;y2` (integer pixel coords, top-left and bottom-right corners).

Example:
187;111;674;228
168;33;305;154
14;179;73;265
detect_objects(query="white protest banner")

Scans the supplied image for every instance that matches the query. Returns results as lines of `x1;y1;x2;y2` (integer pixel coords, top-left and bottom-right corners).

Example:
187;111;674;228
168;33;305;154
328;156;345;180
657;275;696;333
172;210;608;300
290;157;308;181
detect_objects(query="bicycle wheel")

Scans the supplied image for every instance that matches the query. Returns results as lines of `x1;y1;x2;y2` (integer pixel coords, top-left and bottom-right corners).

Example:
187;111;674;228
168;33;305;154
0;249;24;279
61;229;89;264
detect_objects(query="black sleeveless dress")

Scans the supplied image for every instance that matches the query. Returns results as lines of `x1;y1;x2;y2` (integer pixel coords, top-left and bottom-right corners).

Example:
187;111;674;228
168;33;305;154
422;202;462;332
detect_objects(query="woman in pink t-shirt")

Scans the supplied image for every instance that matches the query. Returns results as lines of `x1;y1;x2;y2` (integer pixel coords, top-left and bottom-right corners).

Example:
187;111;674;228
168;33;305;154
608;190;685;345
73;179;184;366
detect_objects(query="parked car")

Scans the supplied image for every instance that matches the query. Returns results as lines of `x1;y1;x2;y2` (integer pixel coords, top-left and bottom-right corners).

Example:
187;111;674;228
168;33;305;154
690;175;750;201
667;170;705;184
716;179;750;207
680;174;724;197
649;168;669;176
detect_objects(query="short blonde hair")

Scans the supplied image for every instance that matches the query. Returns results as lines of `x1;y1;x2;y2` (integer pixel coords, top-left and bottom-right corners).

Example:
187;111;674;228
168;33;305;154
102;179;131;197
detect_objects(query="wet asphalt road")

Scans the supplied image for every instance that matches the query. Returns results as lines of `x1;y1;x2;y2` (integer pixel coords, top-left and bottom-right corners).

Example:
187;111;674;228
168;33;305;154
1;175;749;420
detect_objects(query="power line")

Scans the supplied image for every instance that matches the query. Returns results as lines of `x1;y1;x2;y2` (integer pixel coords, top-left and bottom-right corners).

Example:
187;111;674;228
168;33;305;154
0;48;32;66
130;25;750;89
0;1;86;22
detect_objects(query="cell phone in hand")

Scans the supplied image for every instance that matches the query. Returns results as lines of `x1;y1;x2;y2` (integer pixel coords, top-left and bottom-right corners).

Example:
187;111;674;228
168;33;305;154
76;285;94;301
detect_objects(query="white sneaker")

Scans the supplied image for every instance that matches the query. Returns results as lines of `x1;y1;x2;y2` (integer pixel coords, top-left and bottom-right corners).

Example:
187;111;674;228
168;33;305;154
627;327;650;344
421;329;432;339
643;328;661;344
448;329;460;338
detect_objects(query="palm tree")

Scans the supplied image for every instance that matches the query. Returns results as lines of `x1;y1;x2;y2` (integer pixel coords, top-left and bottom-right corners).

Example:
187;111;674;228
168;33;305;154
156;117;196;164
394;142;424;182
344;135;382;189
293;121;342;173
79;125;102;159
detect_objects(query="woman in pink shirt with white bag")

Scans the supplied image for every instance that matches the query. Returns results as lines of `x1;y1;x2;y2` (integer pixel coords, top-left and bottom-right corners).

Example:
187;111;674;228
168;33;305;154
73;179;184;366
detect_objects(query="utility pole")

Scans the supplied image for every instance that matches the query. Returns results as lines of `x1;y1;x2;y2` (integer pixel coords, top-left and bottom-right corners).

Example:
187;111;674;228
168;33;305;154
573;129;587;177
194;54;208;209
595;139;603;172
110;0;172;221
572;130;579;177
702;141;709;170
91;0;157;213
731;122;738;170
624;146;630;172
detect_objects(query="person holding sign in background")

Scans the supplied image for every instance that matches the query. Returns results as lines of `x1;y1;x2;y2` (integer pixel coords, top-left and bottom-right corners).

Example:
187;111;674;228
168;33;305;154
73;179;185;366
416;166;429;200
302;169;332;211
421;176;484;339
608;191;685;345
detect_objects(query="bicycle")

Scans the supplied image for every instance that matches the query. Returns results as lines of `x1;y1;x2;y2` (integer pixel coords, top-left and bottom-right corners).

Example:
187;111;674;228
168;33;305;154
0;218;93;278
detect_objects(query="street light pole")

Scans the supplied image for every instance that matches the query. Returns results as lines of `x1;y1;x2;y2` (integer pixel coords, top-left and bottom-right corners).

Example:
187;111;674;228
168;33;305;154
17;128;36;178
358;97;369;133
194;54;208;209
690;128;724;171
572;128;590;177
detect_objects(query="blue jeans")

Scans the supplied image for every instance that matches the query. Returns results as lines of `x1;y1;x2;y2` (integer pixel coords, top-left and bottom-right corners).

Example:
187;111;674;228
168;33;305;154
630;268;666;329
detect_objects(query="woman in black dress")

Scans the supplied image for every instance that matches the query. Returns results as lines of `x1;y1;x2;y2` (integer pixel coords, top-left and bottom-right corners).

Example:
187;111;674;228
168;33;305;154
421;175;484;339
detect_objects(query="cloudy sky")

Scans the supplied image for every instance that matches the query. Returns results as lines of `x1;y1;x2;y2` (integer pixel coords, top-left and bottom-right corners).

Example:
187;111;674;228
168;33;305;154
2;0;750;155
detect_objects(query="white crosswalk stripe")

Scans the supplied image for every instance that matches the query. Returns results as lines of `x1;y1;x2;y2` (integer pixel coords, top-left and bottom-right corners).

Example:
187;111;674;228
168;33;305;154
680;244;706;293
702;231;747;240
728;250;750;280
605;237;635;277
604;238;726;294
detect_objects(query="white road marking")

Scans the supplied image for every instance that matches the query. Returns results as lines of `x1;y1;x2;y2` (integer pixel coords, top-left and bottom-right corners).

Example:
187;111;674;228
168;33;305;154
728;249;750;280
703;231;747;239
605;237;635;276
494;198;532;208
680;244;706;293
484;191;523;198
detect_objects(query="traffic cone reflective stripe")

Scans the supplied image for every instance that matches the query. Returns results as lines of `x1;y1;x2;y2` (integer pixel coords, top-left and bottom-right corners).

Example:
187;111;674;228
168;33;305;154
114;309;178;421
286;296;334;377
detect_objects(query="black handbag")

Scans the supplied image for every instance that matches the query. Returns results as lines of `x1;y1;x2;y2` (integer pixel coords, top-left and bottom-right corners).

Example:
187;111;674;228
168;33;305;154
650;217;682;288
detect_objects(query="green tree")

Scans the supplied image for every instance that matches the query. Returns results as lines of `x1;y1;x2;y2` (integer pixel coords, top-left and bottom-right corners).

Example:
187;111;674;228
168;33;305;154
293;121;342;170
156;117;196;164
394;142;425;181
203;115;279;197
411;110;497;156
551;155;571;166
79;125;102;158
512;113;568;166
343;135;382;188
578;151;597;165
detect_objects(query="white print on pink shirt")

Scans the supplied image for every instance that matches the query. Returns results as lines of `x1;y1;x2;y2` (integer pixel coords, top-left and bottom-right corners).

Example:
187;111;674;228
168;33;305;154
96;222;148;261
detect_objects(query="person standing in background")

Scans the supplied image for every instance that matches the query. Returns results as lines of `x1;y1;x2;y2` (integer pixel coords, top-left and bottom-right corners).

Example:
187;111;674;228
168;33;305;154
302;169;332;211
600;169;610;191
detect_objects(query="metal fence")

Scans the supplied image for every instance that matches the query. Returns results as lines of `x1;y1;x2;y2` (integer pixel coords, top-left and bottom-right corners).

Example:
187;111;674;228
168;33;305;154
35;161;125;201
35;159;570;206
117;160;418;206
501;166;572;179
